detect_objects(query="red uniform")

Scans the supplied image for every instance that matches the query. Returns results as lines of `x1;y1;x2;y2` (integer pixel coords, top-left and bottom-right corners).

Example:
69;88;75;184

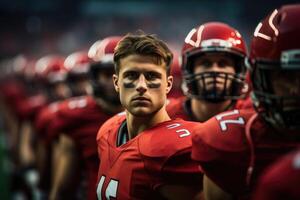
17;93;48;121
35;101;62;143
166;96;253;121
253;148;300;200
48;95;113;200
191;108;300;198
0;80;27;115
96;113;202;200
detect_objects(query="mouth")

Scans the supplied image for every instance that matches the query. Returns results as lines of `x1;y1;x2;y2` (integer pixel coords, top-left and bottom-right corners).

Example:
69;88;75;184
132;96;150;102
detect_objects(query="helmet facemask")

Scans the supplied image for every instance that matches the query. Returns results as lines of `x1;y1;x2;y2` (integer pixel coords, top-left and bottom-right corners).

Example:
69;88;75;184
252;58;300;130
183;52;248;103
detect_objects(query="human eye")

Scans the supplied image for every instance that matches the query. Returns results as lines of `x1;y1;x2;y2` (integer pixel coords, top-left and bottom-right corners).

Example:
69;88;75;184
145;72;161;81
201;59;212;68
124;71;138;80
218;59;234;68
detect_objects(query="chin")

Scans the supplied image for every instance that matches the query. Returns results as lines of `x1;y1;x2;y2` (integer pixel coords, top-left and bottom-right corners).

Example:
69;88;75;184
128;107;156;117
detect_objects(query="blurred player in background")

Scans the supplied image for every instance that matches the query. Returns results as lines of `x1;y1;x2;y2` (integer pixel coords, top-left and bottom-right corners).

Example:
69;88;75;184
191;4;300;200
167;22;250;121
47;37;123;200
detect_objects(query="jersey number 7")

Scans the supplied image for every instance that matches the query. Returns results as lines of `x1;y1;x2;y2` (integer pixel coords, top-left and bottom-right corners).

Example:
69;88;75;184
215;109;245;132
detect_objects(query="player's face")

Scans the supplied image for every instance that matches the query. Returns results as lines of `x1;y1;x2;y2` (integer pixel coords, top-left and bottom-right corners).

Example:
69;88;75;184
270;70;300;108
193;53;236;92
52;82;71;99
113;54;173;117
73;77;92;96
97;68;119;101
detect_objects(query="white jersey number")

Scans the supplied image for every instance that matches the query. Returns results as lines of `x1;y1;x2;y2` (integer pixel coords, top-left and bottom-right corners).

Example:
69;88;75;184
97;175;119;200
216;109;245;132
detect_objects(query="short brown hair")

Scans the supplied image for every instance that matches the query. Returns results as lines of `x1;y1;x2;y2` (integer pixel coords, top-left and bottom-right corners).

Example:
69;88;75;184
114;32;173;75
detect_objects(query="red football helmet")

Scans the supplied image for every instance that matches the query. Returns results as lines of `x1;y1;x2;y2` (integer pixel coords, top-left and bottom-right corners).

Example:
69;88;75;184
35;55;67;84
248;4;300;129
64;51;91;75
168;51;183;98
88;36;122;103
35;55;71;100
182;22;248;102
64;51;92;96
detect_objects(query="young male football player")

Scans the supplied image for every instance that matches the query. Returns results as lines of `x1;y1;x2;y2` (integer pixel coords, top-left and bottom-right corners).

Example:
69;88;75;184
191;4;300;200
47;37;123;200
96;33;203;200
167;22;250;121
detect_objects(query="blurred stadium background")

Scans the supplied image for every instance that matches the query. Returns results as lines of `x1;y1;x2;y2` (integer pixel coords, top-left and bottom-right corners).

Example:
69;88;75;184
0;0;299;199
1;0;299;58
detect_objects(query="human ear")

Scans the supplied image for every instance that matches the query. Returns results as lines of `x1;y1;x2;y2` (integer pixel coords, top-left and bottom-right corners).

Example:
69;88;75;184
113;74;119;92
166;75;173;94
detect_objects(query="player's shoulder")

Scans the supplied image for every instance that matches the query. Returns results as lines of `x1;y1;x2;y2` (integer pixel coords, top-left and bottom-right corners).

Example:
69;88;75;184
166;97;186;119
192;108;257;162
36;101;60;120
235;96;254;110
96;111;126;142
166;97;184;108
139;118;200;158
58;95;96;116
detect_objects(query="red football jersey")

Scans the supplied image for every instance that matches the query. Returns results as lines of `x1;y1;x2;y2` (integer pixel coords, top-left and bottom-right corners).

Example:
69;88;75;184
0;80;26;104
34;101;62;143
17;93;48;121
253;148;300;200
166;96;253;121
96;113;203;200
235;96;253;110
49;95;114;200
0;80;27;115
191;108;300;197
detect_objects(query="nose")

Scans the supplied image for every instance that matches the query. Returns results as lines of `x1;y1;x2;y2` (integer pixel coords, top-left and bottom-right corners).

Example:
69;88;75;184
136;74;147;93
210;62;222;72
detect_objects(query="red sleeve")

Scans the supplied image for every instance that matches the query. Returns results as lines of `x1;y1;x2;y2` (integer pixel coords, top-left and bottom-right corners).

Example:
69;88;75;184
254;149;300;200
191;109;255;194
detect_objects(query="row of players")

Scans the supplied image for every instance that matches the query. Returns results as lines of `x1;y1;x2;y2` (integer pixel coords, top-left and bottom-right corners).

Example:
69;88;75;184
0;4;299;200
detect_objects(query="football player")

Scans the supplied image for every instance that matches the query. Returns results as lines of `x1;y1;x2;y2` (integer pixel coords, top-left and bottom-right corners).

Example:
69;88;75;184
96;32;203;200
191;4;300;200
48;37;123;200
167;22;250;121
34;52;89;197
64;51;93;97
21;55;70;169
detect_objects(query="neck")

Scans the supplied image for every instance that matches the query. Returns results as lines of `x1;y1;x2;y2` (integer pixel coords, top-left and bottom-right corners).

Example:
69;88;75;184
95;97;123;115
126;106;171;140
191;98;233;122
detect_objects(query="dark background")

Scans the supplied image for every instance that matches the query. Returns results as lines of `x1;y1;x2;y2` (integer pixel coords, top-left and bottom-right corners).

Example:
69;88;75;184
0;0;299;59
